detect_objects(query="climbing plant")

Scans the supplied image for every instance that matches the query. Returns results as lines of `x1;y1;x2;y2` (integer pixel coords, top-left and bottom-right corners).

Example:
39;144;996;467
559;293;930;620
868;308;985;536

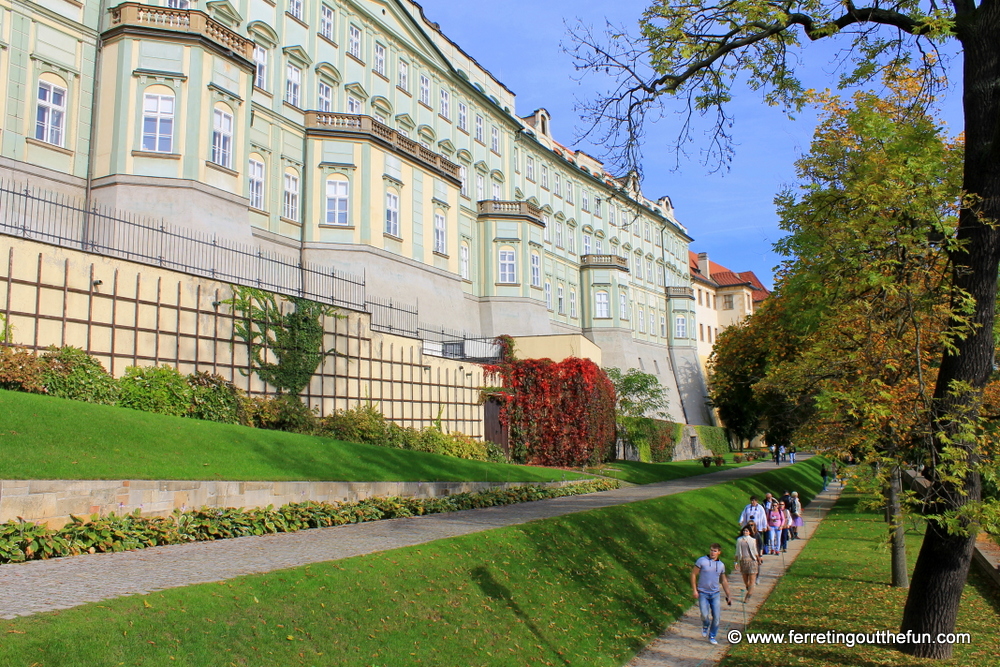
485;335;616;466
224;286;342;395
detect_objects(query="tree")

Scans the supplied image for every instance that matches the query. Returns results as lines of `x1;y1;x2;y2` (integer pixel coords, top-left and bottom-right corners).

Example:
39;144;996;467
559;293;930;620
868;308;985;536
605;367;669;419
572;0;1000;656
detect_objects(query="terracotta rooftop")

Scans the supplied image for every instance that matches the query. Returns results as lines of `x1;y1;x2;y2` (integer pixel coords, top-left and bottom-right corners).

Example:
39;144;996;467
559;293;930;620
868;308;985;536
689;251;770;302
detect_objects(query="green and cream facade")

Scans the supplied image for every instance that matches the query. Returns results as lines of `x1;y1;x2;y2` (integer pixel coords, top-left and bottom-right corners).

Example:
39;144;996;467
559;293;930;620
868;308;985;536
0;0;711;424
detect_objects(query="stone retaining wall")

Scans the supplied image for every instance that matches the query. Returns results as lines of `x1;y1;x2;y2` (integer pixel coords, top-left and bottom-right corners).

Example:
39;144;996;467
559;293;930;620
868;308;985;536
0;478;582;529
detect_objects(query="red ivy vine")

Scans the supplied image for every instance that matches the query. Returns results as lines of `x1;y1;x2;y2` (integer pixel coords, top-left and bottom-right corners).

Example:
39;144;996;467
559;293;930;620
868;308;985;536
485;335;616;467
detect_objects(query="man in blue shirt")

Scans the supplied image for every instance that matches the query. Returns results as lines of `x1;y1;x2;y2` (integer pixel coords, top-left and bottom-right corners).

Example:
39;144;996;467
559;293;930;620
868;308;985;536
690;543;732;644
738;495;770;554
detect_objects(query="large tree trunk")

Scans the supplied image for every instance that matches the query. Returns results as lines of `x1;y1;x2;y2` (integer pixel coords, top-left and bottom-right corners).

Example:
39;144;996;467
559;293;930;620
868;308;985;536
898;9;1000;658
887;465;908;589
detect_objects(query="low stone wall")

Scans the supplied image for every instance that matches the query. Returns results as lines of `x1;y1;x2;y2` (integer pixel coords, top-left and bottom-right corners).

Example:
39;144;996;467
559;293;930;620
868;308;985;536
0;478;581;529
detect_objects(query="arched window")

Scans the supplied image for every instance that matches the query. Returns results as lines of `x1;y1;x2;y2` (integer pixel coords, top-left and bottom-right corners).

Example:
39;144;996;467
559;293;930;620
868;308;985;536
36;73;68;147
282;167;299;221
498;247;516;284
325;176;349;225
142;85;175;153
595;291;610;319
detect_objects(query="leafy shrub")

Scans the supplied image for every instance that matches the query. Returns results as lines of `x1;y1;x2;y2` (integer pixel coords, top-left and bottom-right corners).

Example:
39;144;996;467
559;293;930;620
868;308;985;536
117;365;192;417
187;371;251;425
0;345;46;394
40;346;119;405
0;479;620;564
249;394;319;434
318;404;388;444
485;440;509;464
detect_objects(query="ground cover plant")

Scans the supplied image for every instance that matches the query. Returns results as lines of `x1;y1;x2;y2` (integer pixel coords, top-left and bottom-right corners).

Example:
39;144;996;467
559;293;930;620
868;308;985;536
0;461;824;666
0;480;618;564
722;489;1000;666
0;389;585;483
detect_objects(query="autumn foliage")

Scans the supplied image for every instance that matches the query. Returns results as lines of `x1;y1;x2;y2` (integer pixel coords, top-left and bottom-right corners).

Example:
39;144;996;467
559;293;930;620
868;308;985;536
485;336;616;466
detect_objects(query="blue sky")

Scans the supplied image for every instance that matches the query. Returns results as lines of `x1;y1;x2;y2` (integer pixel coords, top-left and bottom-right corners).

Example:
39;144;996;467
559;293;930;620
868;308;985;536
420;0;964;290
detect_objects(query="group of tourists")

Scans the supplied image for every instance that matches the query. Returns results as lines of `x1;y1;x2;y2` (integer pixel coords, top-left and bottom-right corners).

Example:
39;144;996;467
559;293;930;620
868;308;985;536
690;489;806;644
769;444;797;464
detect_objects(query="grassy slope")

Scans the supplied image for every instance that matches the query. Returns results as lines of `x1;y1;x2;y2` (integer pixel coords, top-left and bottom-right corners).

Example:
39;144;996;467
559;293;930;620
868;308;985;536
0;461;827;666
722;489;1000;667
592;454;755;485
0;390;585;483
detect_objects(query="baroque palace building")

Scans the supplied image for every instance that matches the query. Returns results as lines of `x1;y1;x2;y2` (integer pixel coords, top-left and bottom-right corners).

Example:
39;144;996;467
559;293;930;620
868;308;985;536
0;0;714;424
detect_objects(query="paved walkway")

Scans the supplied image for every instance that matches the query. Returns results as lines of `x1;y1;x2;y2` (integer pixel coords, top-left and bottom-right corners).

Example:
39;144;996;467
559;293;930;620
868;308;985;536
628;480;845;666
0;457;814;620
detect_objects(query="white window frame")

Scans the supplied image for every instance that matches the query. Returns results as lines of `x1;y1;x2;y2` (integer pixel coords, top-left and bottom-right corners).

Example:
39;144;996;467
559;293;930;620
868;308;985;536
596;238;603;254
541;165;548;189
526;156;534;181
570;290;577;318
557;284;565;314
499;249;516;284
460;244;470;279
320;5;334;39
566;181;574;204
385;191;400;237
253;46;268;89
661;316;667;337
582;190;590;212
35;80;67;147
288;0;302;20
620;294;628;320
490;126;500;153
439;89;450;119
374;43;386;76
349;25;362;59
326;178;349;226
434;212;447;254
283;172;299;221
638;308;645;333
492;182;501;201
475;115;484;142
554;172;562;197
285;63;301;107
458;102;468;131
318;81;333;111
211;108;233;169
583;234;592;256
419;75;431;106
476;173;485;201
675;315;688;339
595;292;610;319
248;158;265;210
530;252;541;287
555;221;563;247
398;60;409;91
141;92;174;153
545;281;552;309
347;95;362;114
460;165;469;198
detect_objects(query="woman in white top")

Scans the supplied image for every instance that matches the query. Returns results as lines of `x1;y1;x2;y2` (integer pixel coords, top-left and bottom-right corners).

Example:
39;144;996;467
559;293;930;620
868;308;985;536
735;524;762;601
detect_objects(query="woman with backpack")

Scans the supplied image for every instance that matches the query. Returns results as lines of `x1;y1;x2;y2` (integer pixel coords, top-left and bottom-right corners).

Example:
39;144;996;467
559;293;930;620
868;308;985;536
789;491;804;539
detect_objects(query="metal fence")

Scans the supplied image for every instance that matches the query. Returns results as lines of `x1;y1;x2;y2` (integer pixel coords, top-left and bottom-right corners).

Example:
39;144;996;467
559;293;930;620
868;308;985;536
0;180;366;311
0;179;500;363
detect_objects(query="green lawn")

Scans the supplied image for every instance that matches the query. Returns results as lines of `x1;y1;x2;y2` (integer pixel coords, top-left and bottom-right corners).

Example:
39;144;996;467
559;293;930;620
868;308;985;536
0;389;587;483
721;489;1000;666
0;460;825;666
587;453;757;485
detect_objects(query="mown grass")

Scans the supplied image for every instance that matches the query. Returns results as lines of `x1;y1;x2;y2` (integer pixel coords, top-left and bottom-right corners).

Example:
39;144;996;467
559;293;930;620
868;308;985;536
0;389;586;483
0;460;824;666
721;489;1000;667
587;453;757;485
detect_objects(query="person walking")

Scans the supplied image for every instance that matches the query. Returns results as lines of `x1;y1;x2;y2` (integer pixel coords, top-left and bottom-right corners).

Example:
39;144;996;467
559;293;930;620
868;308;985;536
739;495;769;555
821;463;829;491
790;491;804;539
767;503;784;556
778;501;793;552
789;446;797;464
691;543;732;645
735;525;762;601
779;444;787;462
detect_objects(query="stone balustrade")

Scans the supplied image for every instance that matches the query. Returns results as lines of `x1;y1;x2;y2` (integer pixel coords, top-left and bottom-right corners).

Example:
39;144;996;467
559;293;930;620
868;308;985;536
107;3;253;61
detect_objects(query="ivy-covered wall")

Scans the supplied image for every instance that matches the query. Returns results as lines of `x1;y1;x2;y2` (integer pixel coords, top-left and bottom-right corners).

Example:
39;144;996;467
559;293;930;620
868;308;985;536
694;424;732;456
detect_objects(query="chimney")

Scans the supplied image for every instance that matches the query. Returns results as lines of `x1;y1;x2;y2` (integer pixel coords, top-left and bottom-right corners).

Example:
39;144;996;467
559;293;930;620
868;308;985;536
697;252;710;278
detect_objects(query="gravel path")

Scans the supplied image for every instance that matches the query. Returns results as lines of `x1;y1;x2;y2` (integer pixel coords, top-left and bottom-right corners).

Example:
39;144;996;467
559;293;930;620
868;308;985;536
0;457;811;619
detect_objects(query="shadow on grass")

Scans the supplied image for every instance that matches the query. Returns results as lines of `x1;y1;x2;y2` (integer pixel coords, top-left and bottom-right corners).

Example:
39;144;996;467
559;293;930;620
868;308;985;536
470;566;572;666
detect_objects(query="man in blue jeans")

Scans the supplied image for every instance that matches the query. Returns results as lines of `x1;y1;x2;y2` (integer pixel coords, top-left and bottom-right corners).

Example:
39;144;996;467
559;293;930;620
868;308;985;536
691;543;732;644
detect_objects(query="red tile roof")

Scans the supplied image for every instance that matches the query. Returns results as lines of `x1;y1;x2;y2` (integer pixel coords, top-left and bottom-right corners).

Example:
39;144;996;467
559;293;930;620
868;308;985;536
689;251;770;301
